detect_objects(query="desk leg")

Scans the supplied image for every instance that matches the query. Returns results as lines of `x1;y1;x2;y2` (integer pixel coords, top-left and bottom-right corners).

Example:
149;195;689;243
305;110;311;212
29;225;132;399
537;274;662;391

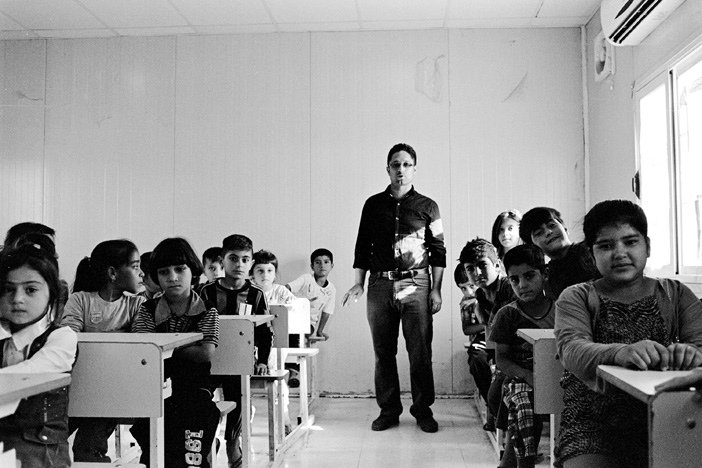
149;416;164;468
299;357;310;424
549;414;555;468
241;376;251;468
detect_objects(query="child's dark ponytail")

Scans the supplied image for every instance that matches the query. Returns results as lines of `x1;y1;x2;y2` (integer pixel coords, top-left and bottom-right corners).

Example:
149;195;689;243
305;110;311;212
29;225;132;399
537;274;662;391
72;239;138;293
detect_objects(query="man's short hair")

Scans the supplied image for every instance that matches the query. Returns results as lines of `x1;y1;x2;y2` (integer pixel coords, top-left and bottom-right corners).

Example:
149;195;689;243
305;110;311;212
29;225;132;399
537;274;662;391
458;238;499;265
387;143;417;166
311;248;333;264
202;246;222;264
4;222;56;249
454;263;470;285
503;244;546;274
222;234;253;255
519;207;565;244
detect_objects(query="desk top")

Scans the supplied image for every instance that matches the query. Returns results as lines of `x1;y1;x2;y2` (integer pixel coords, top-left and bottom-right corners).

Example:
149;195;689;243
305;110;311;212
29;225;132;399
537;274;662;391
77;332;202;351
517;328;555;344
0;373;71;406
219;315;274;326
597;365;695;403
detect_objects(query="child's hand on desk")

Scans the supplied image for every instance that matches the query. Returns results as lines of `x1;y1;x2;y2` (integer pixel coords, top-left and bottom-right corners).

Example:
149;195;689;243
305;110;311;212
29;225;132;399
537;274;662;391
254;363;269;375
665;343;702;370
614;340;670;371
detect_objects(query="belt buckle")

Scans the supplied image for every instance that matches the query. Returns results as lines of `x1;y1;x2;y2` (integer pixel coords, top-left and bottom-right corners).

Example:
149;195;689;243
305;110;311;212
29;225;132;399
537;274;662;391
387;271;398;280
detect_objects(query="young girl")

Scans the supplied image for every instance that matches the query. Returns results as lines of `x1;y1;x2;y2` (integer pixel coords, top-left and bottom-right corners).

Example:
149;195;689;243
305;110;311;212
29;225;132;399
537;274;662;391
554;199;702;468
0;242;78;468
251;249;296;305
491;210;522;259
60;239;145;462
129;237;220;468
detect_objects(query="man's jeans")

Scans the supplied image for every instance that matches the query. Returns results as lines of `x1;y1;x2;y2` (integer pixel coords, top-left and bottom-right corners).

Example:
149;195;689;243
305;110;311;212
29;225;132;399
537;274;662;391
367;272;434;420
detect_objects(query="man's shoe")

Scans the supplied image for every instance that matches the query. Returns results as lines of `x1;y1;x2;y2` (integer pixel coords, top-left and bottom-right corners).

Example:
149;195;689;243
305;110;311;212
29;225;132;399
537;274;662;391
417;416;438;433
371;415;399;431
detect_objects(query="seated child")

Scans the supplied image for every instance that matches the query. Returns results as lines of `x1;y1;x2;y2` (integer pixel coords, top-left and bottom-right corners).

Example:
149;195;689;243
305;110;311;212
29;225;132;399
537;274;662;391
490;244;555;468
520;207;600;300
199;234;272;468
139;251;162;299
130;237;220;468
459;238;516;433
554;200;702;468
251;250;296;305
201;246;224;284
286;248;336;342
61;239;145;462
454;264;491;410
0;242;78;468
491;210;522;260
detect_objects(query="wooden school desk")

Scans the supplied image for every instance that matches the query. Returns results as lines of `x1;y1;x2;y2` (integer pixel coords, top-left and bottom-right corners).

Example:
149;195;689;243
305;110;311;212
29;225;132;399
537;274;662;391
68;332;203;468
1;373;72;466
517;328;563;468
211;315;275;468
597;365;702;468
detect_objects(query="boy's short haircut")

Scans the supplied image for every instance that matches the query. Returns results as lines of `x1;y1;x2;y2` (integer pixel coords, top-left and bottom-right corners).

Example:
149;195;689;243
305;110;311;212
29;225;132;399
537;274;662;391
458;238;499;265
310;248;333;264
453;263;470;285
202;246;222;264
252;249;279;271
502;244;547;274
222;234;253;255
519;207;565;245
149;237;203;285
140;251;152;272
387;143;417;165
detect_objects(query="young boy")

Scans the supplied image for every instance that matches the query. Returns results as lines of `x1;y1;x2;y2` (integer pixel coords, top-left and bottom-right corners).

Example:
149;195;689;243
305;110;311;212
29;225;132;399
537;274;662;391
198;234;272;468
201;246;224;283
519;207;599;300
458;238;516;433
454;264;492;424
139;251;162;299
286;248;337;342
489;244;555;468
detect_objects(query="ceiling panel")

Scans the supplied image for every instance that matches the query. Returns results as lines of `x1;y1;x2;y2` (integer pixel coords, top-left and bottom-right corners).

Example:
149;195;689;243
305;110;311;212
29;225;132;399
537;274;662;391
115;26;196;36
449;0;542;19
0;10;26;32
193;24;277;34
0;0;105;30
169;0;271;26
358;0;448;22
538;0;601;18
34;28;118;38
278;21;361;32
80;0;187;28
268;0;358;24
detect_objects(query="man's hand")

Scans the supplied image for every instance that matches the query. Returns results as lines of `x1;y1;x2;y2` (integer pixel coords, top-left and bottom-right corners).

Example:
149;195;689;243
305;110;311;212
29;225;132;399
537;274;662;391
342;284;364;307
655;367;702;394
429;289;442;314
254;363;269;375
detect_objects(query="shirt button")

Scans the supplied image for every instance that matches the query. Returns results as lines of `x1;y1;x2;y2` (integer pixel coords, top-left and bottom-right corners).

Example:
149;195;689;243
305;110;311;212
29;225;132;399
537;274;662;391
40;434;48;441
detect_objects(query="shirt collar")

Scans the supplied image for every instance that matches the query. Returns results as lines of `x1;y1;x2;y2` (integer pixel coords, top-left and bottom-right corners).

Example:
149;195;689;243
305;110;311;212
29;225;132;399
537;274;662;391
154;292;208;325
7;315;51;351
384;185;416;201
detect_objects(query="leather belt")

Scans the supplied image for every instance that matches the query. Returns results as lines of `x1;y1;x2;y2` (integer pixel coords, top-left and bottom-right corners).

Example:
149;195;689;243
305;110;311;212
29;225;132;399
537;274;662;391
375;267;429;280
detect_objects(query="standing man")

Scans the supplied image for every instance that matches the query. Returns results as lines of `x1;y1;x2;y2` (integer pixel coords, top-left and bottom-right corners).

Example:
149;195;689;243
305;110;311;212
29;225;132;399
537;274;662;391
342;143;446;433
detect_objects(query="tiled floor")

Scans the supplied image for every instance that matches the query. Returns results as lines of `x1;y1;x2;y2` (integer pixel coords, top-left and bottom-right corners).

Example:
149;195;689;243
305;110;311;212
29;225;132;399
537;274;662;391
237;396;503;468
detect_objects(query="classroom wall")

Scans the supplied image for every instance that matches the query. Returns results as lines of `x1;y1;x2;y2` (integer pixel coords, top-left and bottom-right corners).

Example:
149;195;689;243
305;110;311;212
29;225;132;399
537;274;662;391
585;0;702;205
0;28;585;396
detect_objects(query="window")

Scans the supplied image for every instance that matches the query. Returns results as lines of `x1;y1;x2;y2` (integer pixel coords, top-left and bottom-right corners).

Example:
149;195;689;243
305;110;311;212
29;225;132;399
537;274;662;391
636;44;702;282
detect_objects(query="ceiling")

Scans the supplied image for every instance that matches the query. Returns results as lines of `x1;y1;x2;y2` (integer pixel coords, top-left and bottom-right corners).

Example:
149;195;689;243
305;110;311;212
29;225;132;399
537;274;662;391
0;0;601;40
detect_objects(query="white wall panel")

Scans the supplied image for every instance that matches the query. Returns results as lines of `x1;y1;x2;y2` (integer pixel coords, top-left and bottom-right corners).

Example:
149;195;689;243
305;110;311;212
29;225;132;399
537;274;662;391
311;30;454;394
44;37;176;277
174;34;311;268
0;40;46;232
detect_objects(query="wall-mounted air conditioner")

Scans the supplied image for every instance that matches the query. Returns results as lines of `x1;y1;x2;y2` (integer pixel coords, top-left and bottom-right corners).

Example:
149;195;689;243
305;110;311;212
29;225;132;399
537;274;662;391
601;0;686;46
